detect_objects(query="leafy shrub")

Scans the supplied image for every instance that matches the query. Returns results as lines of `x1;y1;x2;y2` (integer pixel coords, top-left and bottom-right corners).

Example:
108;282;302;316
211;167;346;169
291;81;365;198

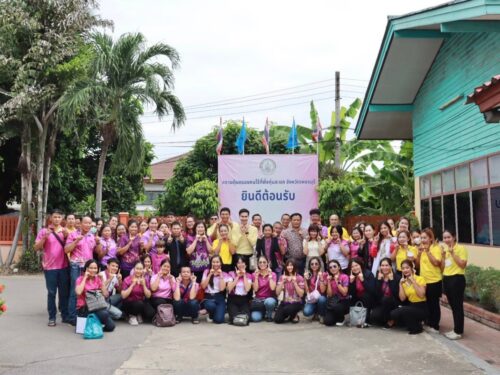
465;265;482;301
17;244;42;274
476;268;500;313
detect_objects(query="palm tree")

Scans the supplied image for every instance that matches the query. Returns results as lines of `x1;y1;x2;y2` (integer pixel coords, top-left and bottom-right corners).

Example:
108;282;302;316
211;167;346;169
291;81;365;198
61;32;185;217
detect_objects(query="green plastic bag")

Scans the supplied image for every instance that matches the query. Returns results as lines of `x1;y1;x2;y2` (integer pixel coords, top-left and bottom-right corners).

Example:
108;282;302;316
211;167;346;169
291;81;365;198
83;313;103;339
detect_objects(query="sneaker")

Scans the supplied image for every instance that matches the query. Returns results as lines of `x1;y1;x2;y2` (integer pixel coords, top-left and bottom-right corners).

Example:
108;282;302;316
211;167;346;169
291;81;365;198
128;315;139;326
336;320;345;327
424;326;439;334
48;320;56;327
206;316;213;323
445;331;462;340
136;314;143;324
192;318;200;324
319;316;324;325
266;316;274;323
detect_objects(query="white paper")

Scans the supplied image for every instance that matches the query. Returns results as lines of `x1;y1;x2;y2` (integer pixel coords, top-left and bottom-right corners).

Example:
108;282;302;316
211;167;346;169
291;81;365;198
76;317;87;334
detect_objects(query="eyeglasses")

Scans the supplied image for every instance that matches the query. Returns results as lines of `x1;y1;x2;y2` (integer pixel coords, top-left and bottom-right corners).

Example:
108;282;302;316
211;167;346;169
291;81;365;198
329;265;339;269
210;217;218;221
258;261;267;264
310;262;319;266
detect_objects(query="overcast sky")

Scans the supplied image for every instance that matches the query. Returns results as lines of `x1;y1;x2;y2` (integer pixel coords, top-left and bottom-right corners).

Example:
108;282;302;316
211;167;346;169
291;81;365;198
99;0;441;162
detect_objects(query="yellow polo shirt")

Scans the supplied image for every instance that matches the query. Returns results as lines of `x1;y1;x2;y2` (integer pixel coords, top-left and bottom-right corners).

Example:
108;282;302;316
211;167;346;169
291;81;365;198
395;245;417;271
403;275;427;303
212;239;233;265
419;244;442;283
443;244;468;276
208;222;241;246
235;225;258;256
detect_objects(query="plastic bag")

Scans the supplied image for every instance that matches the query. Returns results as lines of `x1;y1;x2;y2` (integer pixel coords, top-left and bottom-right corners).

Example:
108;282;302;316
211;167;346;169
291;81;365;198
83;313;103;339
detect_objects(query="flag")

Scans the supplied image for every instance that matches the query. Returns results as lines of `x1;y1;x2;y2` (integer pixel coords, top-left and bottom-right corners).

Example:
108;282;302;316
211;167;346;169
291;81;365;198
262;117;270;154
312;117;323;142
216;117;223;155
235;117;247;154
286;117;298;150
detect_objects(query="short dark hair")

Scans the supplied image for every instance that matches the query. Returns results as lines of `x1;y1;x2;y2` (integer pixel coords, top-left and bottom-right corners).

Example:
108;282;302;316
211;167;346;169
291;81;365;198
166;211;175;216
107;258;119;266
281;213;290;219
329;224;343;237
156;240;166;248
252;213;261;220
51;209;64;215
171;221;181;228
262;223;273;232
239;208;249;216
220;207;230;214
309;208;320;216
290;212;302;220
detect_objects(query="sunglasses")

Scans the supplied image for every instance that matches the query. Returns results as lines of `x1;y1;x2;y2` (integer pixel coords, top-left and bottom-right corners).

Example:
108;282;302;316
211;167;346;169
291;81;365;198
210;217;218;220
258;261;267;264
329;265;339;269
310;262;319;266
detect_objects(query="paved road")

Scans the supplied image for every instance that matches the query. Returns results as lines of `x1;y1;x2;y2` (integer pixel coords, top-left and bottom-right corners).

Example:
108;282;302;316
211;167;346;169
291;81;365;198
0;275;493;375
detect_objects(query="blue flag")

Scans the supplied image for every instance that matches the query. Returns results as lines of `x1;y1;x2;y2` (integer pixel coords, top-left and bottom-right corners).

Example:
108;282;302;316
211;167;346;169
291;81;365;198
235;118;247;154
286;118;298;149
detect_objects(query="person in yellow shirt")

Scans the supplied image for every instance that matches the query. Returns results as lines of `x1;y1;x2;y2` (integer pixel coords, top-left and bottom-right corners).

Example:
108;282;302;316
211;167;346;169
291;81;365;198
328;214;350;241
236;209;258;270
441;229;468;340
390;259;428;334
416;228;442;333
207;207;241;245
391;230;417;274
211;224;236;272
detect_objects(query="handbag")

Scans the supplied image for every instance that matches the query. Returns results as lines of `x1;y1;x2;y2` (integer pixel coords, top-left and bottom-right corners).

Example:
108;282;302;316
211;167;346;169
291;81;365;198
349;301;367;327
251;298;266;312
85;290;108;312
83;313;103;339
305;275;321;304
233;313;249;326
326;294;341;310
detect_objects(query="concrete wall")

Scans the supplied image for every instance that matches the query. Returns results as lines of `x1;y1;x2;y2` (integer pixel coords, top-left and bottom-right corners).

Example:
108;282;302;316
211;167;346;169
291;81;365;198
0;244;22;265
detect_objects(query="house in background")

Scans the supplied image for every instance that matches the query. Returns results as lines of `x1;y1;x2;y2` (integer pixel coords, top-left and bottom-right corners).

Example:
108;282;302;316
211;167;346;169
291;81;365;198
355;0;500;268
136;153;187;213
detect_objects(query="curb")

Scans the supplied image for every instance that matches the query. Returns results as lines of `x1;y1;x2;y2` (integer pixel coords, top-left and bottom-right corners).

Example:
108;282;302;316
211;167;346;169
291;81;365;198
441;296;500;331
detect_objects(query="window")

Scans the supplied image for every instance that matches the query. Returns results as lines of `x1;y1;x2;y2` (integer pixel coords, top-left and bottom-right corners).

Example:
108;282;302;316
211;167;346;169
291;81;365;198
491;187;500;246
421;199;430;229
443;194;456;235
421;177;430;198
442;169;455;193
431;174;442;195
456;192;472;243
472;189;490;245
471;159;488;187
455;165;470;190
490;155;500;184
432;197;443;240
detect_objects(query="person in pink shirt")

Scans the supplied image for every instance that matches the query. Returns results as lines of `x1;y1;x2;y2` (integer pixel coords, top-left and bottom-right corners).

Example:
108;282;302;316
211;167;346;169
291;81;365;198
117;220;141;278
303;256;327;324
150;259;177;310
64;216;96;324
227;256;253;324
251;256;277;322
323;259;350;326
141;253;154;284
201;255;231;324
325;225;350;273
173;266;200;324
349;227;364;260
34;209;70;326
141;217;161;254
96;224;118;268
75;259;115;332
151;240;169;274
121;261;155;326
274;260;305;324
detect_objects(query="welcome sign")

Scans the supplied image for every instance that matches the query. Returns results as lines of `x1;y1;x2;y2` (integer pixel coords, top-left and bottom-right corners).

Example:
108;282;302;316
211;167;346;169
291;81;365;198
218;155;319;225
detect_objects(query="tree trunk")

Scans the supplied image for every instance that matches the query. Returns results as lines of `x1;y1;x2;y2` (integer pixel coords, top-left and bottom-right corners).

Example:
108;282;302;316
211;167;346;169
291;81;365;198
5;208;22;268
36;117;49;231
95;141;110;218
42;124;57;221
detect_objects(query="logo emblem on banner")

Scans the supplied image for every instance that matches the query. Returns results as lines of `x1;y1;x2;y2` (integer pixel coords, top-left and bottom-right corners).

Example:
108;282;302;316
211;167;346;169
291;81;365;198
259;158;276;175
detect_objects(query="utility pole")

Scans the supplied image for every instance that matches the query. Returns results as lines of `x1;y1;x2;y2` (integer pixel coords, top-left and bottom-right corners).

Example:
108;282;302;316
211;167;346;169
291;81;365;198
334;71;341;168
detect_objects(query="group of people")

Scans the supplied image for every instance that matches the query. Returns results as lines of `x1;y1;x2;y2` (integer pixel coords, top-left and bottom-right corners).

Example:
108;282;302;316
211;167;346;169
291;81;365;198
35;207;468;340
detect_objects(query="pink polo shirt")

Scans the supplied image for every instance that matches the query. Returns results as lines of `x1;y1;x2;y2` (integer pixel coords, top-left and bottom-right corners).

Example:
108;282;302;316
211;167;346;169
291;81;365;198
100;237;117;266
122;276;150;302
327;273;349;300
36;227;68;270
253;271;277;299
150;273;176;299
141;230;161;254
151;253;169;274
228;271;253;296
280;274;305;303
307;272;326;294
75;275;102;309
66;231;96;266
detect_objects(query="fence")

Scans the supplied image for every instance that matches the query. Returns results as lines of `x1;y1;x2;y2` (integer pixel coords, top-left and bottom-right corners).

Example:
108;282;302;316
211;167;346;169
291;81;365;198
343;215;402;234
0;216;21;244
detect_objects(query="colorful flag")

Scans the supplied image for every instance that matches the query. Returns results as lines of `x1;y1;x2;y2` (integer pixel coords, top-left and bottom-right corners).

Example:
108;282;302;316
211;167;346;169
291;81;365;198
216;117;223;155
262;117;270;154
312;117;323;142
235;117;247;154
286;117;299;150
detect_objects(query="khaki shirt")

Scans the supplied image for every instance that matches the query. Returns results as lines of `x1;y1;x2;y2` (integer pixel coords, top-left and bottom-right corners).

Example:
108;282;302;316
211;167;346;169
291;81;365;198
235;224;258;256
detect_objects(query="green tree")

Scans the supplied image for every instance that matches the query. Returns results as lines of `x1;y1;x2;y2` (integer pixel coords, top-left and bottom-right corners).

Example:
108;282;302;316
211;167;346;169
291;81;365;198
318;179;353;219
182;179;218;219
60;32;185;217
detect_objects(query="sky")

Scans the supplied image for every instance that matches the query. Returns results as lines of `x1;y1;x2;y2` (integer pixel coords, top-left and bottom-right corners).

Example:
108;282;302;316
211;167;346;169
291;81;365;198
99;0;441;162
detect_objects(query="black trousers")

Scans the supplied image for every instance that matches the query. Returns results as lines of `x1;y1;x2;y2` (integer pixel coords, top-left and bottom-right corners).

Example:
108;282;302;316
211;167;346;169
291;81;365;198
274;302;303;323
227;294;250;321
426;281;442;330
324;299;349;326
122;300;155;321
390;302;428;333
149;297;173;311
370;296;398;326
443;275;465;334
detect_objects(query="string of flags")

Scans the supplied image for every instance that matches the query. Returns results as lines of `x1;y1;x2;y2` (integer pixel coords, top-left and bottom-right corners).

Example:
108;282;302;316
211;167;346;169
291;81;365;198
215;116;324;155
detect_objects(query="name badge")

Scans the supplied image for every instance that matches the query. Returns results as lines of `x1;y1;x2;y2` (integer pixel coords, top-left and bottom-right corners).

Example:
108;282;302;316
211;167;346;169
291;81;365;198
445;258;452;267
407;251;414;258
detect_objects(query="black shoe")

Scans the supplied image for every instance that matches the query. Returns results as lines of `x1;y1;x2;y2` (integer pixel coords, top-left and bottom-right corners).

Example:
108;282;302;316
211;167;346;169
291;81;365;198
266;317;274;322
409;328;423;335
